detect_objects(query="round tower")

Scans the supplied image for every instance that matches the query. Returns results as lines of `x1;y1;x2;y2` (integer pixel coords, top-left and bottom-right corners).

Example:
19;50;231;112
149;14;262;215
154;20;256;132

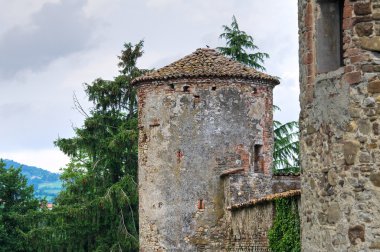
132;48;279;251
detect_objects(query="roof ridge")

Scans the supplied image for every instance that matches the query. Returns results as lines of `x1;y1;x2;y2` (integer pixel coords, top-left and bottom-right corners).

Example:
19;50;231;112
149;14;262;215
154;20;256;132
132;48;279;85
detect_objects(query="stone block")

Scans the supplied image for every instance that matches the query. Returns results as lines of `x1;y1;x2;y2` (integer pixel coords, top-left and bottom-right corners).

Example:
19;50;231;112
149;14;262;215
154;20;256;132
358;119;371;134
343;140;360;165
362;64;373;72
363;97;376;107
373;123;379;135
368;80;380;93
360;36;380;52
370;172;380;186
374;13;380;20
327;203;341;224
370;242;380;249
348;225;365;245
350;54;369;64
344;72;362;85
327;170;338;186
354;2;372;16
355;22;373;37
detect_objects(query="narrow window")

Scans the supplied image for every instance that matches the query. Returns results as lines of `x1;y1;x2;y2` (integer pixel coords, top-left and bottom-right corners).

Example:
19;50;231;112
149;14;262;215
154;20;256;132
254;144;263;173
211;86;216;91
198;199;205;210
168;83;175;90
316;0;344;73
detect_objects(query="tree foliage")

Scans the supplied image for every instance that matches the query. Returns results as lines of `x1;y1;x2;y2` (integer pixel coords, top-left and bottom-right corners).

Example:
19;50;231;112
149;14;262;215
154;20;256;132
26;41;146;251
0;160;39;252
273;106;300;173
268;197;301;252
217;15;269;71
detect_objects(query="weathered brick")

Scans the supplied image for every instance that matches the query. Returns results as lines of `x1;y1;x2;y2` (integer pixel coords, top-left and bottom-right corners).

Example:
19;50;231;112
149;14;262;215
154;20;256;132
344;4;353;19
303;52;313;64
344;71;362;85
350;54;369;64
345;48;360;57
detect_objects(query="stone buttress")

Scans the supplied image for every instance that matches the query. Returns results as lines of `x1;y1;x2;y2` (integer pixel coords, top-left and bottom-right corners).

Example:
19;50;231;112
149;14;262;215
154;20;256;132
299;0;380;251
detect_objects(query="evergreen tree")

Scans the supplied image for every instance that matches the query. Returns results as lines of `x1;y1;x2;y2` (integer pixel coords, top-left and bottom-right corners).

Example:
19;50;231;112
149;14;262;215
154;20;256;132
27;41;146;251
217;15;269;71
0;160;39;252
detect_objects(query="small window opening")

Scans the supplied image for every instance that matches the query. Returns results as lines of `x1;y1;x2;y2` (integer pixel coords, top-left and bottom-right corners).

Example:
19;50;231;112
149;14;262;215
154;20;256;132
141;133;147;143
149;119;160;127
253;87;257;94
183;85;190;92
168;83;175;90
254;144;264;173
193;94;200;99
315;0;344;73
176;150;184;163
198;199;205;210
211;86;216;91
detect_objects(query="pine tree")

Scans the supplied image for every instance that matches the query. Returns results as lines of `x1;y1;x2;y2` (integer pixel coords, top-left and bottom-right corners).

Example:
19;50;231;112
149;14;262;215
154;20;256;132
0;160;39;252
27;41;146;251
217;15;269;71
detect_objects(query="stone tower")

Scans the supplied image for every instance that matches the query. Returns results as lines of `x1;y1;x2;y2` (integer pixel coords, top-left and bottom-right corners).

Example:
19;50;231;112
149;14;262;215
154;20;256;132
132;48;279;251
299;0;380;251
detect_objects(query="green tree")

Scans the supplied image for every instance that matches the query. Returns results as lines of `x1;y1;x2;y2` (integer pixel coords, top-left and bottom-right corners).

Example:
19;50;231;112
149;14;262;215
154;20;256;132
0;160;39;252
217;15;269;71
27;41;145;251
273;107;300;173
218;16;300;174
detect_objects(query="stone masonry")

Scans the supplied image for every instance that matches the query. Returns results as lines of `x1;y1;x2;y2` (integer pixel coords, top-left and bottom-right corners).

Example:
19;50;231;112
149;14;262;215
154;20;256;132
133;49;301;251
299;0;380;251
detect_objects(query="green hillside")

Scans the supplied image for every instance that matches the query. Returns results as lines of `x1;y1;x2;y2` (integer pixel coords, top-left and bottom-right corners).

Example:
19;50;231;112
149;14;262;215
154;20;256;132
2;159;62;202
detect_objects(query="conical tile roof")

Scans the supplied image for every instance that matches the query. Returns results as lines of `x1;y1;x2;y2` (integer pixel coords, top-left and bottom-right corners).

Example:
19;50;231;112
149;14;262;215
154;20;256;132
132;48;279;85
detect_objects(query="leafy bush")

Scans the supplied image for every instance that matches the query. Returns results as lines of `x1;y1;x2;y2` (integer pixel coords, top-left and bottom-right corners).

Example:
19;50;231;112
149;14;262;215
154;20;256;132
268;197;301;252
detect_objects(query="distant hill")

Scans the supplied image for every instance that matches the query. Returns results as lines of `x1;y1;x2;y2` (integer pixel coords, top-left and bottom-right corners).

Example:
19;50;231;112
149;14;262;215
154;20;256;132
2;159;62;202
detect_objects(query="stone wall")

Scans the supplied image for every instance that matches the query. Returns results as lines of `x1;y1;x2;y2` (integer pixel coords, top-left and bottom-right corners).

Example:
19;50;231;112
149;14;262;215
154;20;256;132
223;174;301;252
299;0;380;250
226;204;273;251
137;78;274;251
272;175;301;193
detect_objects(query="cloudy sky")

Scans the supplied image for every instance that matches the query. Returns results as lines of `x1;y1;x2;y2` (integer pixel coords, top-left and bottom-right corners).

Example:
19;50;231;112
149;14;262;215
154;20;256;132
0;0;299;173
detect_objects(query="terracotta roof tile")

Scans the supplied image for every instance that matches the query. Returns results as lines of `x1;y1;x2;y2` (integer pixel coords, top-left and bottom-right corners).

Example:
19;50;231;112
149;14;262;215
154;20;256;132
228;189;301;210
132;48;280;85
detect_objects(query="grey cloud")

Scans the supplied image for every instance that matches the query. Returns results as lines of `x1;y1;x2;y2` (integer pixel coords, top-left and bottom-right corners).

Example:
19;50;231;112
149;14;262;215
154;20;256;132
0;0;96;78
0;102;32;118
0;100;81;151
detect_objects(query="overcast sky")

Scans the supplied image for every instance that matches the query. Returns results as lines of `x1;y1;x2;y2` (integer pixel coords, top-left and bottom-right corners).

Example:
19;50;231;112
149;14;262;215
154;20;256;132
0;0;299;173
